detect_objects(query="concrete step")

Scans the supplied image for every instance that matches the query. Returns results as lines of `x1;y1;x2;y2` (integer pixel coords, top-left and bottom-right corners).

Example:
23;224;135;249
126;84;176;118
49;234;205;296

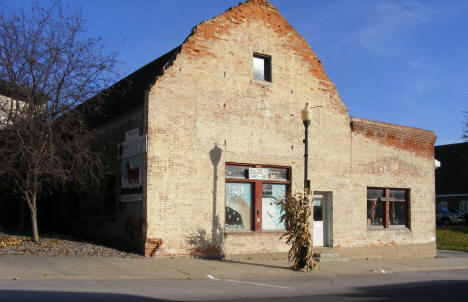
313;252;350;262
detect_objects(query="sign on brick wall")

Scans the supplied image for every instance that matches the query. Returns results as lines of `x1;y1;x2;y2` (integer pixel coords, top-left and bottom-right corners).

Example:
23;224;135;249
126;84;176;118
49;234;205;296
119;128;146;202
118;135;146;159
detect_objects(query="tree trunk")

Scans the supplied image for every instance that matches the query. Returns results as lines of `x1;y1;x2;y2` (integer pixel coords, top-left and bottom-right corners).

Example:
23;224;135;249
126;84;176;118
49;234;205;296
26;193;40;242
30;207;39;242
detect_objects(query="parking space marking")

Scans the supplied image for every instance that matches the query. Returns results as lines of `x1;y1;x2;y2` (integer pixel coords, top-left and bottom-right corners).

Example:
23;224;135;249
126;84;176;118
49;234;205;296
206;274;291;289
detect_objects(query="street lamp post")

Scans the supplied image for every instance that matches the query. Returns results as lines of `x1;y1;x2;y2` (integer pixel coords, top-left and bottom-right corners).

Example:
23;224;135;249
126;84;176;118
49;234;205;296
298;103;322;270
301;103;313;192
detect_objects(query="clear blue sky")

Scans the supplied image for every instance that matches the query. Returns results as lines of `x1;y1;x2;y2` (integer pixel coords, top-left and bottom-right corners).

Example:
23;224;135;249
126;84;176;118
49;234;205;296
17;0;468;145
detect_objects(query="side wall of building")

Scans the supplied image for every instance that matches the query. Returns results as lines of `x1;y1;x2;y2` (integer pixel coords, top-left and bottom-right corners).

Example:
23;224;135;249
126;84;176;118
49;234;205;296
72;104;146;251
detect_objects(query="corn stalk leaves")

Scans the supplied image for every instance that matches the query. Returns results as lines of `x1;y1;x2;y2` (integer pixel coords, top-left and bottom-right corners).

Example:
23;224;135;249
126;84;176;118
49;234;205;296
277;191;318;271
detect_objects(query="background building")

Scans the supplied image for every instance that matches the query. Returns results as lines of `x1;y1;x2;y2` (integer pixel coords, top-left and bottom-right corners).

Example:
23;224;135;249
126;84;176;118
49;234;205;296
435;142;468;212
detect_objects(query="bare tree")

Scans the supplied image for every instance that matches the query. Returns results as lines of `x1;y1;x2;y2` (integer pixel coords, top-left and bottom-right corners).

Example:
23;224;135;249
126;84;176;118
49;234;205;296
0;2;117;241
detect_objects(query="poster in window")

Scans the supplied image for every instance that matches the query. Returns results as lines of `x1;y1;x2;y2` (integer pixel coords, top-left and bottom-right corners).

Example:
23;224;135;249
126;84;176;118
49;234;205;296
120;154;143;202
261;184;286;230
225;183;252;231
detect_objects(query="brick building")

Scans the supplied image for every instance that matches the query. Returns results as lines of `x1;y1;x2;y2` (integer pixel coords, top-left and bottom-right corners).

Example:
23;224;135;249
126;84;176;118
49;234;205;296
77;0;437;259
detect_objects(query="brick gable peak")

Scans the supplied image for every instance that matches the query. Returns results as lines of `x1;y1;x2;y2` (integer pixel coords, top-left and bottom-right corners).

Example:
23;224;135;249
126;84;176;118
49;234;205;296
245;0;274;8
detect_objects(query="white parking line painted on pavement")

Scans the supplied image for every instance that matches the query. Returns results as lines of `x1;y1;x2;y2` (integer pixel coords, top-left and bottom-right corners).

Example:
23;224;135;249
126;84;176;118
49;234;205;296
206;274;291;289
396;272;467;279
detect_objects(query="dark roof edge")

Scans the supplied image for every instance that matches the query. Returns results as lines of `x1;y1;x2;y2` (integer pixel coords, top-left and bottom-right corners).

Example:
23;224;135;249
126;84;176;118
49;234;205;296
80;46;182;127
435;142;468;148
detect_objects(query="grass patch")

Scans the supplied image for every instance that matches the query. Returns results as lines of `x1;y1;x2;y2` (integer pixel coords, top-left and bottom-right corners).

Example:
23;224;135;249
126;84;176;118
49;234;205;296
436;225;468;252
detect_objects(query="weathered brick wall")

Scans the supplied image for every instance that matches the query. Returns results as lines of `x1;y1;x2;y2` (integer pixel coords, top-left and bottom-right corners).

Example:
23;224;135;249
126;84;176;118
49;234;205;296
144;0;436;257
145;0;351;256
347;118;436;253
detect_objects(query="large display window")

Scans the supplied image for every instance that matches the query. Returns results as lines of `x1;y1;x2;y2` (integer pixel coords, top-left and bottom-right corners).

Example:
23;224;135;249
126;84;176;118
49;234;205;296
367;187;409;228
225;163;290;232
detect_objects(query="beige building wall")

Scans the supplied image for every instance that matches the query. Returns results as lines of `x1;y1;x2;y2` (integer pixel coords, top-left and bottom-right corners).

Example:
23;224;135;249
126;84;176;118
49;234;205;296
345;118;436;257
143;0;436;257
0;95;24;128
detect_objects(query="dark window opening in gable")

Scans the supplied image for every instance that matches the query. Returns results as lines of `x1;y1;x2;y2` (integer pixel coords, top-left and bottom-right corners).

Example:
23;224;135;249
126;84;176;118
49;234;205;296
253;54;272;82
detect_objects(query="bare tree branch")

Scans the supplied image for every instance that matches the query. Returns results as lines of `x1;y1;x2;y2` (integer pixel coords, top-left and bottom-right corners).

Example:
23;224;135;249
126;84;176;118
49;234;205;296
0;2;118;241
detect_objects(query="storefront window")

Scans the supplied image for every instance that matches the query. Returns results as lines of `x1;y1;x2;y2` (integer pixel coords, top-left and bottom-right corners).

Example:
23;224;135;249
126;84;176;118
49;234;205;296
225;164;290;232
367;187;409;228
225;183;253;231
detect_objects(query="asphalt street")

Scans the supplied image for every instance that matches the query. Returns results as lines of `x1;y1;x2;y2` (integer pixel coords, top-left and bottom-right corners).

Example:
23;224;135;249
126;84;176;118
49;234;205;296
0;269;467;302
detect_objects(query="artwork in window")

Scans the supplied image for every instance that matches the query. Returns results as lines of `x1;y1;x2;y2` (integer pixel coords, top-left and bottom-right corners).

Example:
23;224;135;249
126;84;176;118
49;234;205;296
367;200;384;226
390;201;406;225
225;182;252;231
261;184;286;230
367;189;384;226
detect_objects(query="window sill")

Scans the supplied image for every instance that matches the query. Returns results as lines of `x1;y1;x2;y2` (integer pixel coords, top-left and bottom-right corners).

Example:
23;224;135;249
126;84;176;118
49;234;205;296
251;79;272;87
225;230;285;235
367;226;410;231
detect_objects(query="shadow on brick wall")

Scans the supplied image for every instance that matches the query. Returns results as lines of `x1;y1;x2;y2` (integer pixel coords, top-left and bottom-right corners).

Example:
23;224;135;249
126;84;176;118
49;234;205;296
185;144;224;259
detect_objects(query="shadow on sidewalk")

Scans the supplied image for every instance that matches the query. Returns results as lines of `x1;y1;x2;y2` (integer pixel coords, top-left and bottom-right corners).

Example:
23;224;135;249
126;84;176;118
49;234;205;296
0;290;185;302
222;259;292;271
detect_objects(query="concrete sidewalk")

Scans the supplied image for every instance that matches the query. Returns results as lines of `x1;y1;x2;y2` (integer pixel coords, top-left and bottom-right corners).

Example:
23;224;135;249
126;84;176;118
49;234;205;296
1;251;467;280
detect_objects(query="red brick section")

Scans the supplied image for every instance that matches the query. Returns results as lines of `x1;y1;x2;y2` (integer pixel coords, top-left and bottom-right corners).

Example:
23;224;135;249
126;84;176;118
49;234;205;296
351;117;436;158
144;238;163;257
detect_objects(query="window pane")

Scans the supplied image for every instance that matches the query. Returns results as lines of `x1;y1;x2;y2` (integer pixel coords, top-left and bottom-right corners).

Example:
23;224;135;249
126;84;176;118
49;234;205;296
261;184;286;230
225;183;252;231
367;189;384;200
390;189;406;201
267;168;288;181
313;198;323;221
226;165;249;179
253;56;265;81
367;200;384;226
390;201;406;226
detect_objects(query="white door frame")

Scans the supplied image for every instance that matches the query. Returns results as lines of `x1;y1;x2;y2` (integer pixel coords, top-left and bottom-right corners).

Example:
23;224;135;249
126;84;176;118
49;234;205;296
313;191;333;247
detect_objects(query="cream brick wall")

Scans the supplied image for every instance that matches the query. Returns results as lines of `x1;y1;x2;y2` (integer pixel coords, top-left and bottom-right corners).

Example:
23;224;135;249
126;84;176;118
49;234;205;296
143;0;435;257
344;124;436;250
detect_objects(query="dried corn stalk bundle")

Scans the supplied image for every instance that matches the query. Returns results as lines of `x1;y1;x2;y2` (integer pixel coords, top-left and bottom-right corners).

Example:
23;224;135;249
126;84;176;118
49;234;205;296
277;191;318;271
